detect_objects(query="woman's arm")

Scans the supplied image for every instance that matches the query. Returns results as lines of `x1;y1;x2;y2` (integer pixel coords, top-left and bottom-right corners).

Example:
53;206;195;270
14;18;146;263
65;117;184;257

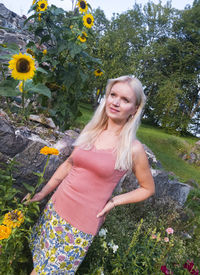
23;155;73;203
97;140;155;218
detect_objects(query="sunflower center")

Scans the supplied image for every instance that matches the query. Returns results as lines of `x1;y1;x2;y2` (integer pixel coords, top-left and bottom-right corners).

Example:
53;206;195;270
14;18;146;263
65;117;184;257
16;58;30;73
40;3;45;9
97;69;101;73
87;17;92;24
80;1;86;9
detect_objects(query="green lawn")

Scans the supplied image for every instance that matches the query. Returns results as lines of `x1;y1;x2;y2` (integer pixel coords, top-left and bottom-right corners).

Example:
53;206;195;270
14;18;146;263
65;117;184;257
74;102;200;185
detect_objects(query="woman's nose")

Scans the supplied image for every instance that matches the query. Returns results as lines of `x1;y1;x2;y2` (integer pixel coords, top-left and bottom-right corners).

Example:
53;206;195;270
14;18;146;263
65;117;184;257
113;98;120;106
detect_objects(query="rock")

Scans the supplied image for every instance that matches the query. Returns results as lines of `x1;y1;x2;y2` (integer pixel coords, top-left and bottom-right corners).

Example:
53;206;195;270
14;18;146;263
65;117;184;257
0;117;29;157
29;114;56;129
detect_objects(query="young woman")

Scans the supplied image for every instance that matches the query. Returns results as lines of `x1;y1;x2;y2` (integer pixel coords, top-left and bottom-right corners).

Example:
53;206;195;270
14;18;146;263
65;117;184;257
26;75;155;275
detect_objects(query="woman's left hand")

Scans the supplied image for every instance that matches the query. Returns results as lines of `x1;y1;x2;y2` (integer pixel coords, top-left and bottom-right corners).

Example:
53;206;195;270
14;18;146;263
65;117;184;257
96;200;115;218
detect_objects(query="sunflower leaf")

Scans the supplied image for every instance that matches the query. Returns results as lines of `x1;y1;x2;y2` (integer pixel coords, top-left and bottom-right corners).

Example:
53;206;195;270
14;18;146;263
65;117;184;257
37;67;48;74
26;83;51;98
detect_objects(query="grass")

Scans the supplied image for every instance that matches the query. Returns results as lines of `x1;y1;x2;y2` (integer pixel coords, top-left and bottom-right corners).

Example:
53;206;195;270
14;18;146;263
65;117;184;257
137;124;200;185
74;102;200;185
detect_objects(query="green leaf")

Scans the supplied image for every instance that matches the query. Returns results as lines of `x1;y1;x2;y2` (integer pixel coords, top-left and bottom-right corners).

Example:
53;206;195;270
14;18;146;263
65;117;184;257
21;182;35;193
24;80;51;98
40;35;51;44
32;172;43;177
37;67;48;74
0;79;20;96
23;14;36;26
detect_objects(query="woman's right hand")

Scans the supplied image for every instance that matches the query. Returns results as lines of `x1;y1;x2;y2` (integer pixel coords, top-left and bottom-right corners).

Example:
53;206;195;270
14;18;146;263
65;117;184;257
21;192;44;204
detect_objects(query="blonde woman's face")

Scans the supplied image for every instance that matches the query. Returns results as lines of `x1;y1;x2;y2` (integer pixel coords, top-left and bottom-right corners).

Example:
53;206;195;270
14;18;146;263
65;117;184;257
106;82;137;124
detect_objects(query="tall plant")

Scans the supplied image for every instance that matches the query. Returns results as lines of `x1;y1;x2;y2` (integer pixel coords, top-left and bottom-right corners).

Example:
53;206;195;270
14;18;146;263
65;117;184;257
24;0;101;130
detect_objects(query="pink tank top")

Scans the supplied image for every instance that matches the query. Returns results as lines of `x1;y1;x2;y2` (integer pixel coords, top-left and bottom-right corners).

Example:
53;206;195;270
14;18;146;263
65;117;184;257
52;145;127;236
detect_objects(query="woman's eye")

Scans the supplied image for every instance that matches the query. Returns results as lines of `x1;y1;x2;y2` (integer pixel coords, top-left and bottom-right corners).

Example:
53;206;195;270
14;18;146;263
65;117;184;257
124;98;129;103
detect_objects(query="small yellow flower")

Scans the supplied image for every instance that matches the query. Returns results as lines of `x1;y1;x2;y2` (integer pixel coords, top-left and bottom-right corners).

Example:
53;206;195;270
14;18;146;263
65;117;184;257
3;209;24;228
50;247;57;254
69;256;74;261
77;0;88;13
43;49;47;55
65;235;69;242
72;227;79;234
52;219;58;226
75;237;82;245
46;251;49;257
35;266;40;272
82;240;88;247
80;250;85;257
50;231;55;239
97;89;100;96
0;225;12;240
64;245;71;252
50;256;55;262
40;146;59;155
94;69;103;77
67;264;73;270
38;13;41;21
78;31;87;43
83;14;94;29
60;262;66;269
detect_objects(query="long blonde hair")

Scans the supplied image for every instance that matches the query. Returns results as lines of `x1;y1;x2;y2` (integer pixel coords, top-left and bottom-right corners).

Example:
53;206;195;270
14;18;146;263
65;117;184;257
73;75;146;171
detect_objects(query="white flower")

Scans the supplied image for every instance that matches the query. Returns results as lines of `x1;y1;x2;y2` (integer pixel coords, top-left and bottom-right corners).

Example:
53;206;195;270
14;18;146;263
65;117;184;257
99;228;108;238
112;244;119;253
108;240;119;253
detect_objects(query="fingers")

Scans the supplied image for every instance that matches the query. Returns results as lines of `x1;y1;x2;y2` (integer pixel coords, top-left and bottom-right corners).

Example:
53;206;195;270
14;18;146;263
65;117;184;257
21;193;31;203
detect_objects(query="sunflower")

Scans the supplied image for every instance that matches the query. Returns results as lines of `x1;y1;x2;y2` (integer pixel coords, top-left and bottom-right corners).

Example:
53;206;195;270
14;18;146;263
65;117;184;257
83;14;94;29
78;31;87;43
94;69;103;76
40;146;59;155
0;225;12;240
77;0;88;13
3;210;24;228
37;0;48;12
8;53;36;81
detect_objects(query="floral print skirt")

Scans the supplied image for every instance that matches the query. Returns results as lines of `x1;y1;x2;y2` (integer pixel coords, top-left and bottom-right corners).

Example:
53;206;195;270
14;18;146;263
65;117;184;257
29;198;94;275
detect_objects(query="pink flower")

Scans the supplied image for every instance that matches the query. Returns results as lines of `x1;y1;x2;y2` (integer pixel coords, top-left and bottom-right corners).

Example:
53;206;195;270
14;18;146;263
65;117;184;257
161;265;171;275
184;260;194;272
151;234;157;239
166;227;174;234
164;237;169;242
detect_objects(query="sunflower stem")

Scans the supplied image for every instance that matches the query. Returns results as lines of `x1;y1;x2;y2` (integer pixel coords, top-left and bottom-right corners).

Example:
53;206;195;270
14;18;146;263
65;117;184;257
21;80;25;117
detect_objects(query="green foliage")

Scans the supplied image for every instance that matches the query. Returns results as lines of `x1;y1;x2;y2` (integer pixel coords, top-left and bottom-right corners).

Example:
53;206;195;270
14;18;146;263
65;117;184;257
0;161;40;274
77;197;200;274
23;2;101;130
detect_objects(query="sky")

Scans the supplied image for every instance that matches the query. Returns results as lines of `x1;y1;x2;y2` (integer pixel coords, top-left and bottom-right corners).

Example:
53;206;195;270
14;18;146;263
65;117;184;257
0;0;194;19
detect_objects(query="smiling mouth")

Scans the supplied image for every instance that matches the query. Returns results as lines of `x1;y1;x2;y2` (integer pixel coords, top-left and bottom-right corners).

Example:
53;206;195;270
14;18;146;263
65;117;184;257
110;107;120;112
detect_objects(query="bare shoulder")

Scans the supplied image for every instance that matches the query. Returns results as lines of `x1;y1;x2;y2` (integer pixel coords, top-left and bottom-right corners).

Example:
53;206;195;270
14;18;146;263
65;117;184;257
132;139;145;155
